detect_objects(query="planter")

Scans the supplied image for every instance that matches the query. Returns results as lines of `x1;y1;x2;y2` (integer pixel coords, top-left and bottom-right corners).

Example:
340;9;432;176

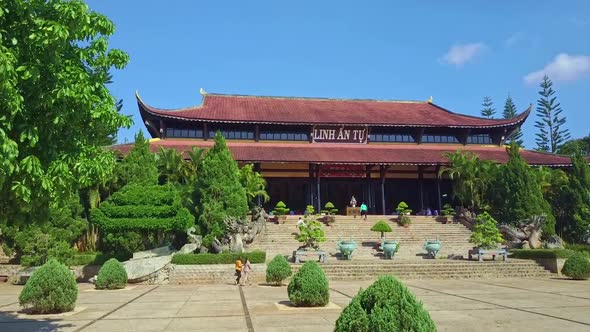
381;240;399;259
337;240;357;260
423;239;442;258
0;275;8;283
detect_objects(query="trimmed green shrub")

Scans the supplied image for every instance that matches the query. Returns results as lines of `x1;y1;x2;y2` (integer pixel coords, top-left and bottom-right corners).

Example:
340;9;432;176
287;261;329;307
469;212;504;249
295;220;326;249
102;231;145;258
562;254;590;280
91;207;193;232
273;201;290;216
108;184;179;206
335;275;436;332
71;252;131;266
371;220;392;238
266;255;292;285
509;249;579;259
95;258;128;289
322;202;339;215
396;201;412;215
171;251;266;265
305;205;315;215
334;297;369;332
441;203;456;217
399;215;411;227
19;259;78;314
565;244;590;255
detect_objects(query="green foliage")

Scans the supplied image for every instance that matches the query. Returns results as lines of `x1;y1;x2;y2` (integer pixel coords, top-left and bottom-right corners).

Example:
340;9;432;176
441;151;496;211
441;203;456;217
19;259;78;314
266;255;292;285
305;205;315;215
91;208;193;232
557;135;590;156
119;132;158;185
563;153;590;242
70;252;130;266
95;258;128;289
295;220;326;249
565;244;590;255
240;164;269;207
480;96;495;118
157;146;204;186
101;232;145;258
171;251;266;265
492;144;555;235
107;184;180;206
322;202;339;215
399;215;411;226
287;261;330;307
195;132;248;242
371;221;392;238
469;212;504;249
0;0;131;239
503;95;524;147
334;297;370;332
509;249;582;259
396;201;411;215
561;254;590;280
273;201;290;216
335;275;436;332
534;75;570;153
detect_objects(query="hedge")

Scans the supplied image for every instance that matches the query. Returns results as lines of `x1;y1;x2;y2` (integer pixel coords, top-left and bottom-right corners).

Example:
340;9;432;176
108;185;180;206
99;203;179;219
172;251;266;265
509;249;580;259
561;254;590;280
565;244;590;255
288;261;330;307
91;208;194;232
95;259;128;290
70;252;131;266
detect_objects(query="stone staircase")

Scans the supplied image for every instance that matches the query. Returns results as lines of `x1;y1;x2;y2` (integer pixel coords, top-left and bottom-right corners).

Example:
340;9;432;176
290;259;552;280
248;215;474;261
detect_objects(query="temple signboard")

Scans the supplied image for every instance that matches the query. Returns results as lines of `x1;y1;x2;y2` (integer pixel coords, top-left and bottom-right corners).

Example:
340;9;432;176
311;126;368;144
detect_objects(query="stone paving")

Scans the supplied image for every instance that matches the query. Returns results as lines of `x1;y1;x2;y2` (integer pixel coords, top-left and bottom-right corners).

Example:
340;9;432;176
1;277;590;331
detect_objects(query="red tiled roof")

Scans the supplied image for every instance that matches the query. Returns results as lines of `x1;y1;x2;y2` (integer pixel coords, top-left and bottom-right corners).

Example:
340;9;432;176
137;92;530;128
113;140;573;166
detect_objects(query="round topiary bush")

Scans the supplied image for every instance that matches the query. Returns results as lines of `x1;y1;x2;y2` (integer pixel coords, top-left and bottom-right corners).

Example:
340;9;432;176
266;255;292;285
335;275;436;332
287;261;329;307
561;253;590;280
371;220;392;239
19;259;78;314
95;258;128;290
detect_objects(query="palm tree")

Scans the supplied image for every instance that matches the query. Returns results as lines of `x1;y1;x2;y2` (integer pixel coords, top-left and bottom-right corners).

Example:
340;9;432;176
157;147;185;184
240;164;270;208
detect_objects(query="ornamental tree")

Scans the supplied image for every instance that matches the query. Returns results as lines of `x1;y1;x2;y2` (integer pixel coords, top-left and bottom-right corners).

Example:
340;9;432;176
194;132;248;245
0;1;131;237
534;75;571;153
371;220;392;239
295;220;326;249
503;95;524;147
469;212;504;249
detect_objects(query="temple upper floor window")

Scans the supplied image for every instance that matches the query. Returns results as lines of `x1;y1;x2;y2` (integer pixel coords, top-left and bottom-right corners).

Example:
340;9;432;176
260;130;309;141
208;129;254;140
166;128;204;138
467;134;493;144
422;134;459;144
369;133;415;143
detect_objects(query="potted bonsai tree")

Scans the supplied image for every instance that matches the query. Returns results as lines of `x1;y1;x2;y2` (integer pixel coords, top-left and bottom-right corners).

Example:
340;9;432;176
469;212;504;252
272;201;290;224
320;202;338;226
295;220;327;250
396;201;412;227
440;203;456;224
371;220;392;242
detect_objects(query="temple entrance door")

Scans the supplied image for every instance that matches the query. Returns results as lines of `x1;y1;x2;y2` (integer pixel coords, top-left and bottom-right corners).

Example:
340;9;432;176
320;179;365;214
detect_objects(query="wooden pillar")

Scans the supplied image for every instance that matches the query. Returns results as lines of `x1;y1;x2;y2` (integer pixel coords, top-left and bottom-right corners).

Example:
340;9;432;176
380;165;387;215
418;165;424;211
436;165;442;212
203;123;208;141
255;124;260;142
254;163;262;207
366;165;372;213
316;164;321;212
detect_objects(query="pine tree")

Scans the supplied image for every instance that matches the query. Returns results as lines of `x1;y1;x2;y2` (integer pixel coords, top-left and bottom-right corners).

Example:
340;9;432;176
534;76;571;153
492;144;555;235
503;95;524;147
195;132;248;245
118;132;158;185
480;96;495;118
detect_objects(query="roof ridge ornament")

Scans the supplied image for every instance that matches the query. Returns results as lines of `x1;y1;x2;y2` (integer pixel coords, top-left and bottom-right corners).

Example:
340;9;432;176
199;87;208;95
427;96;433;103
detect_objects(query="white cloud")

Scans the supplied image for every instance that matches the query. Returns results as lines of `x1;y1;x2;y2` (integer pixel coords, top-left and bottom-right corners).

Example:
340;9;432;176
441;42;486;67
523;53;590;85
504;32;525;47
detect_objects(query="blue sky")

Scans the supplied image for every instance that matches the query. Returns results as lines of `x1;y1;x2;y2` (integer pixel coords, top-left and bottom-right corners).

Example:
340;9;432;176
87;1;590;148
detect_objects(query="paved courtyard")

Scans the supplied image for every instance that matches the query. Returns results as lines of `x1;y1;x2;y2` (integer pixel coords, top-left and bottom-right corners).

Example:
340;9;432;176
1;277;589;332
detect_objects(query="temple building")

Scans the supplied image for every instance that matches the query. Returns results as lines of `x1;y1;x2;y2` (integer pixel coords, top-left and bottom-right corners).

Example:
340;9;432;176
120;89;573;215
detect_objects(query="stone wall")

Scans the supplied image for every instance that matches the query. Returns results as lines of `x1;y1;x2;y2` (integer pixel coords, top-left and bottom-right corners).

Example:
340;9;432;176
0;264;100;283
169;263;267;284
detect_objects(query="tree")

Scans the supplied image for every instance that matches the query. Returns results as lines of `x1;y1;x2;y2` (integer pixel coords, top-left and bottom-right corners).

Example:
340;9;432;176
480;96;495;118
503;95;524;147
118;132;158;185
0;1;131;232
534;76;571;153
491;144;555;235
557;134;590;156
240;164;269;208
195;132;248;245
563;153;590;242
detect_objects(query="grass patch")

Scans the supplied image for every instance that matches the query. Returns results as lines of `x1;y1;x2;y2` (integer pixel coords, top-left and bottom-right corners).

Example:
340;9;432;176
172;250;266;265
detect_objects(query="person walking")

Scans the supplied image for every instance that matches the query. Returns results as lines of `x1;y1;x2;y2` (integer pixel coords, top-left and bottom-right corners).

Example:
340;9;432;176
360;202;368;221
240;258;252;286
234;257;243;285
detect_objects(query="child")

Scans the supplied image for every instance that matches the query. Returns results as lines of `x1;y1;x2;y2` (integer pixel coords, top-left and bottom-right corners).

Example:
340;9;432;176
234;257;243;285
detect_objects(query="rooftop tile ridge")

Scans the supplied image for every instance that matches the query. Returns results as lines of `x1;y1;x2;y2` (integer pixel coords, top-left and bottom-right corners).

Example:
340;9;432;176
206;92;428;104
136;90;205;112
428;102;531;123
